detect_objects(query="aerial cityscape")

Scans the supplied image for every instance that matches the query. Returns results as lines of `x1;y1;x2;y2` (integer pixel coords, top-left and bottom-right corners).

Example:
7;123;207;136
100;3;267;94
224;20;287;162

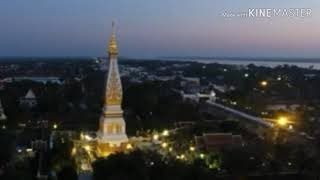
1;1;320;180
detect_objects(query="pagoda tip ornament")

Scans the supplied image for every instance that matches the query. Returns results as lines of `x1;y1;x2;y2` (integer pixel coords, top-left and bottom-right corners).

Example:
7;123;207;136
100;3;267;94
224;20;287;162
108;20;118;58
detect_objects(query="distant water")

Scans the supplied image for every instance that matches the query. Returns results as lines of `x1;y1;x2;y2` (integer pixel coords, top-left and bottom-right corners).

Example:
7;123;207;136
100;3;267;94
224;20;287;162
163;58;320;69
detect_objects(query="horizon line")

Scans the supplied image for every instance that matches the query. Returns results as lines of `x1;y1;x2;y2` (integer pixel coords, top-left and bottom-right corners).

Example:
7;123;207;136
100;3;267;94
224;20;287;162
0;56;320;60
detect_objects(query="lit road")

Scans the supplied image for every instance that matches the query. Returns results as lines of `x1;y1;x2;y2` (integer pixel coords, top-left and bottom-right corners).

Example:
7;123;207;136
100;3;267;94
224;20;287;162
177;89;273;128
206;100;273;128
205;100;315;140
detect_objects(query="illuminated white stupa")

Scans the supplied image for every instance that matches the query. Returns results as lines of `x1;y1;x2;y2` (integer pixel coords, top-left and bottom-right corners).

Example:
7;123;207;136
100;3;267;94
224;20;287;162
96;21;128;157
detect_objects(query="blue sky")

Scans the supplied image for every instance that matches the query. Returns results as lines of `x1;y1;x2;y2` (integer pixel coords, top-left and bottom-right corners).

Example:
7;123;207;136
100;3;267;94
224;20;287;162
0;0;319;58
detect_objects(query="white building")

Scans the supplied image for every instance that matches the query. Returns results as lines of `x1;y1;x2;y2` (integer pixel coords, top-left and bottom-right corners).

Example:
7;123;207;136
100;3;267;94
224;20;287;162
20;89;37;108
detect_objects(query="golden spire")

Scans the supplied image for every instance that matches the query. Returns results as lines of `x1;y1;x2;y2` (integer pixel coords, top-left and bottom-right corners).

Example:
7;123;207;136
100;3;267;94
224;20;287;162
104;20;122;106
108;20;118;58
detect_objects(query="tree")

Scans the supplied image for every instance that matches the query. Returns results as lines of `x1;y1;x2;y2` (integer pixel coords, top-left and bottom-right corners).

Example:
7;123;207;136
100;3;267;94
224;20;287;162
92;150;213;180
93;151;148;180
57;166;78;180
50;133;75;172
0;132;15;165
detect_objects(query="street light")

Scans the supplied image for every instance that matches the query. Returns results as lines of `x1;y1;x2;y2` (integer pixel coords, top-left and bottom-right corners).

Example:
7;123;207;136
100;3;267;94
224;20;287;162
260;81;268;87
153;134;159;141
26;148;33;152
161;142;168;148
277;76;282;81
180;154;186;160
126;143;133;150
277;116;289;127
53;123;58;129
199;153;205;159
84;134;92;141
162;129;169;137
189;146;195;152
84;145;91;151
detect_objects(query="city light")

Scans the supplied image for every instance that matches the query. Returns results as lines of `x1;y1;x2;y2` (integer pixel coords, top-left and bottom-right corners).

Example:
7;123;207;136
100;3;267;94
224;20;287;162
161;142;168;148
199;153;205;159
277;116;289;127
84;134;92;141
288;125;294;130
189;146;195;151
126;143;133;150
260;81;268;87
176;154;186;160
84;145;91;151
210;91;216;97
26;148;33;152
180;154;186;160
153;134;159;141
53;123;58;129
162;129;169;136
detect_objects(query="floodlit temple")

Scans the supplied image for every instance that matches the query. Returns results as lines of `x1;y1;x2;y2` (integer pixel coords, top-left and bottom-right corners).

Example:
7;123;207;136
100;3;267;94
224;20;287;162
96;21;128;157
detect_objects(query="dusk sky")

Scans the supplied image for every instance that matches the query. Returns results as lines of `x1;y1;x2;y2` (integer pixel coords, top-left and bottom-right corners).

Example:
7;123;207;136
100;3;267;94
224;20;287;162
0;0;319;58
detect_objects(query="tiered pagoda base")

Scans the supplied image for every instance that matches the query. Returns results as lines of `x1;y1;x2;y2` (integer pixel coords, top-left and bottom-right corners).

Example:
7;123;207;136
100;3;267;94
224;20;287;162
96;141;128;157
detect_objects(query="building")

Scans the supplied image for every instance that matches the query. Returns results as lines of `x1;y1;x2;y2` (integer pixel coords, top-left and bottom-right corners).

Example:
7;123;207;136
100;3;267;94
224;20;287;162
195;133;243;151
181;90;216;103
20;89;37;108
180;77;200;94
97;58;108;71
12;76;64;85
266;102;300;112
0;99;7;121
96;22;128;157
